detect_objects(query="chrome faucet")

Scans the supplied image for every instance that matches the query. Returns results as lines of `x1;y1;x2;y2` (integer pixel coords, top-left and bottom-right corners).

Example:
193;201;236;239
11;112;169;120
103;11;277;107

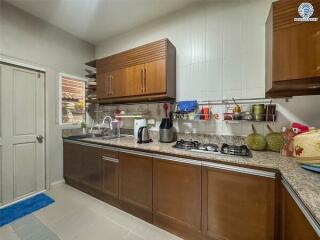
102;115;113;130
100;115;114;136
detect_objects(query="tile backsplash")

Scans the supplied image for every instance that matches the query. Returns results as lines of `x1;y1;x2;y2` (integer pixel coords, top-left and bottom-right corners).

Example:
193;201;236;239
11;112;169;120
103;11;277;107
91;101;299;137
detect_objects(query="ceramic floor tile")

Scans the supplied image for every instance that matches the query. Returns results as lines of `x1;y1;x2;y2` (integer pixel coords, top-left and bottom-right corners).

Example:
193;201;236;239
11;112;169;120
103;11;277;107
4;184;183;240
123;232;144;240
72;213;130;240
10;215;59;240
0;225;20;240
45;208;97;240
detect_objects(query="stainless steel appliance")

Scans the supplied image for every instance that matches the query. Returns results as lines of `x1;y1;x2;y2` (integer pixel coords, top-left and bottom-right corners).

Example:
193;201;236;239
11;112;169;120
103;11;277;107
159;118;175;143
173;139;251;157
137;126;152;144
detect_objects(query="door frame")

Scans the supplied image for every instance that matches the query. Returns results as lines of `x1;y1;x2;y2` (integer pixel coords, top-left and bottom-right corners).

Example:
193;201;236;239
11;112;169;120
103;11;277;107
0;56;48;198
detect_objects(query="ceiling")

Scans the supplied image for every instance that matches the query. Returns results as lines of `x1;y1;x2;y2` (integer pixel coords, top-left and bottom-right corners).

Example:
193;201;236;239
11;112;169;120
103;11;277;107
5;0;202;44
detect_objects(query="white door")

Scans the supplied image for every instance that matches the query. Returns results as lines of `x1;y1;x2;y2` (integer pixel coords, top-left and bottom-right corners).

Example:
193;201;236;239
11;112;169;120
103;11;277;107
0;63;45;205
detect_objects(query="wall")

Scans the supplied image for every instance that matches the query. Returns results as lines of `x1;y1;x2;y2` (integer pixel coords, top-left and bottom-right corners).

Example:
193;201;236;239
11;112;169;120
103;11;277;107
0;2;95;184
95;0;320;135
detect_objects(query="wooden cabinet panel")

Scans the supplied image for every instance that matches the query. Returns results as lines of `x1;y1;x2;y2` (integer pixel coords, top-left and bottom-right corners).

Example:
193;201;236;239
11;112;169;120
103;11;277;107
273;23;320;82
96;39;176;103
153;159;202;239
81;145;102;190
281;183;319;240
101;150;119;198
118;152;153;212
144;59;166;95
63;142;83;182
108;69;126;98
266;0;320;97
123;64;145;97
96;72;109;99
202;167;276;240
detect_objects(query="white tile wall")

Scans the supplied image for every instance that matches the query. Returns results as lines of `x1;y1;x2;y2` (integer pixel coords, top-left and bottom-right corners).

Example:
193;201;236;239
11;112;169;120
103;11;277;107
95;0;320;135
96;0;271;102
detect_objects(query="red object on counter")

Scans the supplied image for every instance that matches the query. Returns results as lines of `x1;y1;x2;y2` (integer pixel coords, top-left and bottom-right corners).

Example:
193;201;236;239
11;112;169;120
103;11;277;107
292;122;309;133
203;107;210;120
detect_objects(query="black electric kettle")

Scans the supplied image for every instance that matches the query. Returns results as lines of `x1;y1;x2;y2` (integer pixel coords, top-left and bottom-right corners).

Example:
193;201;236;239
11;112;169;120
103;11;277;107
137;126;152;144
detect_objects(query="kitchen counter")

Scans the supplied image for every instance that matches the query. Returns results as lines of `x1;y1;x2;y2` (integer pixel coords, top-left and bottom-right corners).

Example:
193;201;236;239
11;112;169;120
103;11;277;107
63;135;320;228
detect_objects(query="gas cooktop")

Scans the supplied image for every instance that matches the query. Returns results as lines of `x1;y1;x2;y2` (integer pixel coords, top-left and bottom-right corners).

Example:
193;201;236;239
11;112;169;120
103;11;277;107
173;139;251;157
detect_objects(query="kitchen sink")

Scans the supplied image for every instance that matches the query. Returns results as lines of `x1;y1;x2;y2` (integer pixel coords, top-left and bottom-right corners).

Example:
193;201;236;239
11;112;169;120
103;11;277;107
65;134;130;141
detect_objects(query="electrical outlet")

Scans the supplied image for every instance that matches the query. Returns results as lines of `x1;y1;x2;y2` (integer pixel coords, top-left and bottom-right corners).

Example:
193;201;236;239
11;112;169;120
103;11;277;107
148;119;156;126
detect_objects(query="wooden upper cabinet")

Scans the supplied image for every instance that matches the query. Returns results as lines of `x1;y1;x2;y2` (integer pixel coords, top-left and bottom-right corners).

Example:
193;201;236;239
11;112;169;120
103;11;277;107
96;39;176;103
108;69;126;98
145;59;166;95
281;182;319;240
266;0;320;97
96;72;109;99
202;165;276;240
123;64;145;97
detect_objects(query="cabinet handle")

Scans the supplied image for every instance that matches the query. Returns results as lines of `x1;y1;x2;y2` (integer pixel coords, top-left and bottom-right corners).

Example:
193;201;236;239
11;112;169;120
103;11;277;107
102;156;119;163
107;75;110;96
109;76;113;96
144;68;147;93
141;69;144;92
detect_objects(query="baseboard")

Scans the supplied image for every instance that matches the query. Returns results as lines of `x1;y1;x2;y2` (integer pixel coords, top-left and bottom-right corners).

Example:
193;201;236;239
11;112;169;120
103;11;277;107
0;190;46;209
49;179;65;189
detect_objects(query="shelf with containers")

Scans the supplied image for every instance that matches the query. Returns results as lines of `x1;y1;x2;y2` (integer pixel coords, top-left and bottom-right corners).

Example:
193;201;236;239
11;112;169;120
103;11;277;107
171;98;285;123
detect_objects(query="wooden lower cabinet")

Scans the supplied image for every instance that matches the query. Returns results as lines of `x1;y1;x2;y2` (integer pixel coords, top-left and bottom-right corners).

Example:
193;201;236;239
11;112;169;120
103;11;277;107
202;166;276;240
101;149;119;198
63;142;84;182
118;152;153;222
64;143;320;240
153;158;202;239
81;145;102;190
281;183;319;240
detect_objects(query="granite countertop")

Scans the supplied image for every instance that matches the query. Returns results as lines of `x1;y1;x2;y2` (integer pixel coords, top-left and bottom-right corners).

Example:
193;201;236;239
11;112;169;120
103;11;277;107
64;135;320;227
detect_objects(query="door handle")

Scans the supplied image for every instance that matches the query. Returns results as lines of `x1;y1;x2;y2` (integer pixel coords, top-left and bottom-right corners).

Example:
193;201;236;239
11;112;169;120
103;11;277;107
106;75;110;96
109;76;113;96
36;135;44;143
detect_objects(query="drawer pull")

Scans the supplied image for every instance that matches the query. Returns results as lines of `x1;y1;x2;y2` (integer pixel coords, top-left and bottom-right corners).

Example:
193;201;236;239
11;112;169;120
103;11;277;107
102;156;119;163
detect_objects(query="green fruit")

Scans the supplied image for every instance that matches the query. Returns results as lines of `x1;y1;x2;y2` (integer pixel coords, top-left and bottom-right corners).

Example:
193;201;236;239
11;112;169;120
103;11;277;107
245;124;267;151
265;125;284;152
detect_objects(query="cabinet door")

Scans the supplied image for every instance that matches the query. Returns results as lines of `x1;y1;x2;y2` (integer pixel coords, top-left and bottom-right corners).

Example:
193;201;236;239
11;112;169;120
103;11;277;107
119;152;153;212
202;166;276;240
81;145;102;190
153;159;202;239
109;69;126;98
63;142;83;182
144;59;166;95
101;149;119;198
281;183;319;240
123;64;145;97
96;72;109;99
273;23;320;82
